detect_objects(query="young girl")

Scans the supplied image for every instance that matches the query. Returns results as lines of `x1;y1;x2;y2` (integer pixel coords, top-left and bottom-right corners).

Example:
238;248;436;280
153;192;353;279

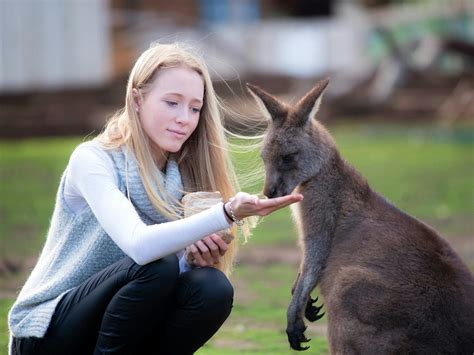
8;42;303;354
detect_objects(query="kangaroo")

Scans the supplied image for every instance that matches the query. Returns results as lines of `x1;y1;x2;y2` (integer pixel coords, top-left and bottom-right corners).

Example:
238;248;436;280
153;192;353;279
247;79;474;353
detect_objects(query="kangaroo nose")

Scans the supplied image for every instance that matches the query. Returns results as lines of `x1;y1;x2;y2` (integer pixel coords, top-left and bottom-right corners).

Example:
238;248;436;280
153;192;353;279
266;186;278;199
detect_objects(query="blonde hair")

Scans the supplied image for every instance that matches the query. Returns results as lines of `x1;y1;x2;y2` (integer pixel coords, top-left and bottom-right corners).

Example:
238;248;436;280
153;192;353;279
96;42;252;276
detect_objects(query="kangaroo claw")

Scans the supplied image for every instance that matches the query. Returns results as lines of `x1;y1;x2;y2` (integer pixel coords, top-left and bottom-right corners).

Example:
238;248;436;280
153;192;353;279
314;311;325;321
287;323;311;351
288;333;310;351
305;296;324;322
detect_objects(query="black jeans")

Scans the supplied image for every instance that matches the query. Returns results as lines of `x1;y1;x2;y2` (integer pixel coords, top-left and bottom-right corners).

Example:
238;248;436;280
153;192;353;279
12;254;233;355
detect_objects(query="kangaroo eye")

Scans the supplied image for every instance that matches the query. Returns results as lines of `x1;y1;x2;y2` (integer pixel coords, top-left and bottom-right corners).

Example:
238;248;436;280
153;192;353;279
279;153;298;170
281;154;294;164
281;152;298;164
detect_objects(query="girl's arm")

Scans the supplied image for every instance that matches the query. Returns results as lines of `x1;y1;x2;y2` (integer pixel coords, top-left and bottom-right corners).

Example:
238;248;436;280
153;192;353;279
66;144;231;265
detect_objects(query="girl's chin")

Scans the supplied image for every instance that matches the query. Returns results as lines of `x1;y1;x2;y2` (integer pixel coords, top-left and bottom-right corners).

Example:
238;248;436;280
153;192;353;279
160;143;183;153
149;140;183;155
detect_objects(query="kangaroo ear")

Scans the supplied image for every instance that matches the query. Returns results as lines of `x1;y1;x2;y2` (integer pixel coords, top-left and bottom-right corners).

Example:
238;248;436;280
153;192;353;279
247;83;288;123
294;78;329;126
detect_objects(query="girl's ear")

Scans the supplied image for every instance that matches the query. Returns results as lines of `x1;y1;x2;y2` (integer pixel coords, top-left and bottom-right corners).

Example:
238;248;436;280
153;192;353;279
132;88;141;112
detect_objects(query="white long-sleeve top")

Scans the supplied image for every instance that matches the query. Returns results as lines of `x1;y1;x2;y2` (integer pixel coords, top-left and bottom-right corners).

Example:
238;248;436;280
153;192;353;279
63;143;232;267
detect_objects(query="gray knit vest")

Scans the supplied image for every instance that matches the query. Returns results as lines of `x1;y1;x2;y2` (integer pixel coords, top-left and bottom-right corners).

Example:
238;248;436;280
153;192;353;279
8;141;183;341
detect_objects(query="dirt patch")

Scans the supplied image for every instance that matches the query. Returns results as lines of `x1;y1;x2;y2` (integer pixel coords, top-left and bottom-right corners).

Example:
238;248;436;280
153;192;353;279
211;337;256;350
236;244;301;266
307;322;328;338
0;256;36;298
236;233;473;269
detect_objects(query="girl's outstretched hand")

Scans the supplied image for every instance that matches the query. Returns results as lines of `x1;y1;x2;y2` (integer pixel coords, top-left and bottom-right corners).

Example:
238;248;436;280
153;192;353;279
225;192;303;221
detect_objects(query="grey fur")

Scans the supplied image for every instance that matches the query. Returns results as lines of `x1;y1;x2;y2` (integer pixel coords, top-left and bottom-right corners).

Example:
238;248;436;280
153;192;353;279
248;80;474;353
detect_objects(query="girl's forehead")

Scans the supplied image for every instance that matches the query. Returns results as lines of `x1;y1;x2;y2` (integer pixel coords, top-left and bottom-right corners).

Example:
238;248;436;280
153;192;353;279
150;66;204;100
155;66;202;86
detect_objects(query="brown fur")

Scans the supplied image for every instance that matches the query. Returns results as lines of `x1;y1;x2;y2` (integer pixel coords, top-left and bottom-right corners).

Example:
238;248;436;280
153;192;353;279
248;79;474;354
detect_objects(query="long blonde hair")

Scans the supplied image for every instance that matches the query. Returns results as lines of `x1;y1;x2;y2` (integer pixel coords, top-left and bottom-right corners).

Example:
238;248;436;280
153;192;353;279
96;42;250;275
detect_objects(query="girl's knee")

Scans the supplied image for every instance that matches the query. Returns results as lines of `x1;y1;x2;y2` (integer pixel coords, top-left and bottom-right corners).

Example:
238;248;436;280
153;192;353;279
132;254;179;286
188;267;234;312
205;268;234;302
151;254;179;275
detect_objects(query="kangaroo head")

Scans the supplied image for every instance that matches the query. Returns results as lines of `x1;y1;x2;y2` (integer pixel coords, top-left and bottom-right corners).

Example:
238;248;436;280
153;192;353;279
247;79;335;198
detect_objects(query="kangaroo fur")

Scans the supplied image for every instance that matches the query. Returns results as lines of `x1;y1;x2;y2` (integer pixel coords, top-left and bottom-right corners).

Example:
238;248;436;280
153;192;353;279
248;79;474;354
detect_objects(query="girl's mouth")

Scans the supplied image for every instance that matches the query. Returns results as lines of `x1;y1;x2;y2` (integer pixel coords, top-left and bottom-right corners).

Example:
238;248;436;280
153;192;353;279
167;129;186;138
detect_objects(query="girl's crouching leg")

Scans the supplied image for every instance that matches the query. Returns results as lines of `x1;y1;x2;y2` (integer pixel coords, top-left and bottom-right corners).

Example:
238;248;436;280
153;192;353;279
152;267;234;354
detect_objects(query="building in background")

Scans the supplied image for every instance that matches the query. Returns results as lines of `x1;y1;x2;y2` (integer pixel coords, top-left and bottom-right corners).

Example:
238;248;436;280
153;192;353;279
0;0;472;136
0;0;110;93
2;0;472;91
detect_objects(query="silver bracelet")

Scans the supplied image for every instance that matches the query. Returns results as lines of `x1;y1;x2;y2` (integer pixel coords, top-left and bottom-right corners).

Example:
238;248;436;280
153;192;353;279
228;198;244;226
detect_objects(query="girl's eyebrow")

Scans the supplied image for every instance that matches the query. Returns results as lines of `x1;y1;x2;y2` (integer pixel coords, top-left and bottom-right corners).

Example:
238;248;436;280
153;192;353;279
163;92;203;104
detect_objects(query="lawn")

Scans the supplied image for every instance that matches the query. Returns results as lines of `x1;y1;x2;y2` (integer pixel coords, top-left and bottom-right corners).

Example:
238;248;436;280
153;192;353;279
1;123;473;353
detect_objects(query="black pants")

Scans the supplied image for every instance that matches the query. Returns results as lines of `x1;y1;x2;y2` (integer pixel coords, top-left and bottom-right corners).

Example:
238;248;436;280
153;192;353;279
12;254;233;355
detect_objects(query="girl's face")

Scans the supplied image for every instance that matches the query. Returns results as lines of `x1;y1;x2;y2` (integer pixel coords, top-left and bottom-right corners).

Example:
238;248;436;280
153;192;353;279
136;66;204;167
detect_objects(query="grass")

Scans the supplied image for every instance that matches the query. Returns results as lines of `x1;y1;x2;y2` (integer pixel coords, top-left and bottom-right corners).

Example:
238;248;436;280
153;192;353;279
1;122;473;353
0;299;12;351
335;124;474;225
196;263;329;354
0;137;83;260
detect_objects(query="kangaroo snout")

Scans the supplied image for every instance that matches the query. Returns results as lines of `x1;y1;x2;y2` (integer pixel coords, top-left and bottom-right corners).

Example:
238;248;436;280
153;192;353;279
263;185;278;198
264;181;288;198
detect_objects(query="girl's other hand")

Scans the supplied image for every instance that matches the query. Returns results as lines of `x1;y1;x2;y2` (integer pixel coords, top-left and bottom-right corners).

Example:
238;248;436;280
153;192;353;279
187;233;229;267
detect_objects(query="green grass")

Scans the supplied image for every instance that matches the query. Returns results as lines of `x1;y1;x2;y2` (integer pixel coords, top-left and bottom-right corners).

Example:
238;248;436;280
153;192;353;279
1;123;473;354
0;299;13;351
196;263;329;354
335;124;474;224
0;137;84;259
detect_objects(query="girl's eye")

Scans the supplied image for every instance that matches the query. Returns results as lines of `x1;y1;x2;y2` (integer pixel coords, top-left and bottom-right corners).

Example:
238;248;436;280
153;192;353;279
192;107;201;113
165;101;177;107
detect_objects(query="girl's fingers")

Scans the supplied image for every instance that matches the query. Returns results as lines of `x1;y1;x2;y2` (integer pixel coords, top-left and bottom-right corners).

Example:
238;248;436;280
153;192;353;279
258;194;303;208
195;240;214;265
261;198;301;213
240;194;303;217
230;192;303;219
210;234;229;256
202;236;220;263
189;235;229;267
189;244;206;267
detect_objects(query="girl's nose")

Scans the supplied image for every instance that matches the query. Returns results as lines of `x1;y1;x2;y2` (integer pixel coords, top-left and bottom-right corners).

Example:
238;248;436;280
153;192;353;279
175;108;190;124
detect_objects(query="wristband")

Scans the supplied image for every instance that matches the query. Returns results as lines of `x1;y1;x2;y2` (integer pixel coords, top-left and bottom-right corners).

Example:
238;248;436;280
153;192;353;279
228;198;244;226
223;202;233;221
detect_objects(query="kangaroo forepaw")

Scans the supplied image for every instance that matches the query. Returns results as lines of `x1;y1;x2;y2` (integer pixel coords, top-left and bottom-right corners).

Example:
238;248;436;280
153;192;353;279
305;296;324;322
287;323;311;351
